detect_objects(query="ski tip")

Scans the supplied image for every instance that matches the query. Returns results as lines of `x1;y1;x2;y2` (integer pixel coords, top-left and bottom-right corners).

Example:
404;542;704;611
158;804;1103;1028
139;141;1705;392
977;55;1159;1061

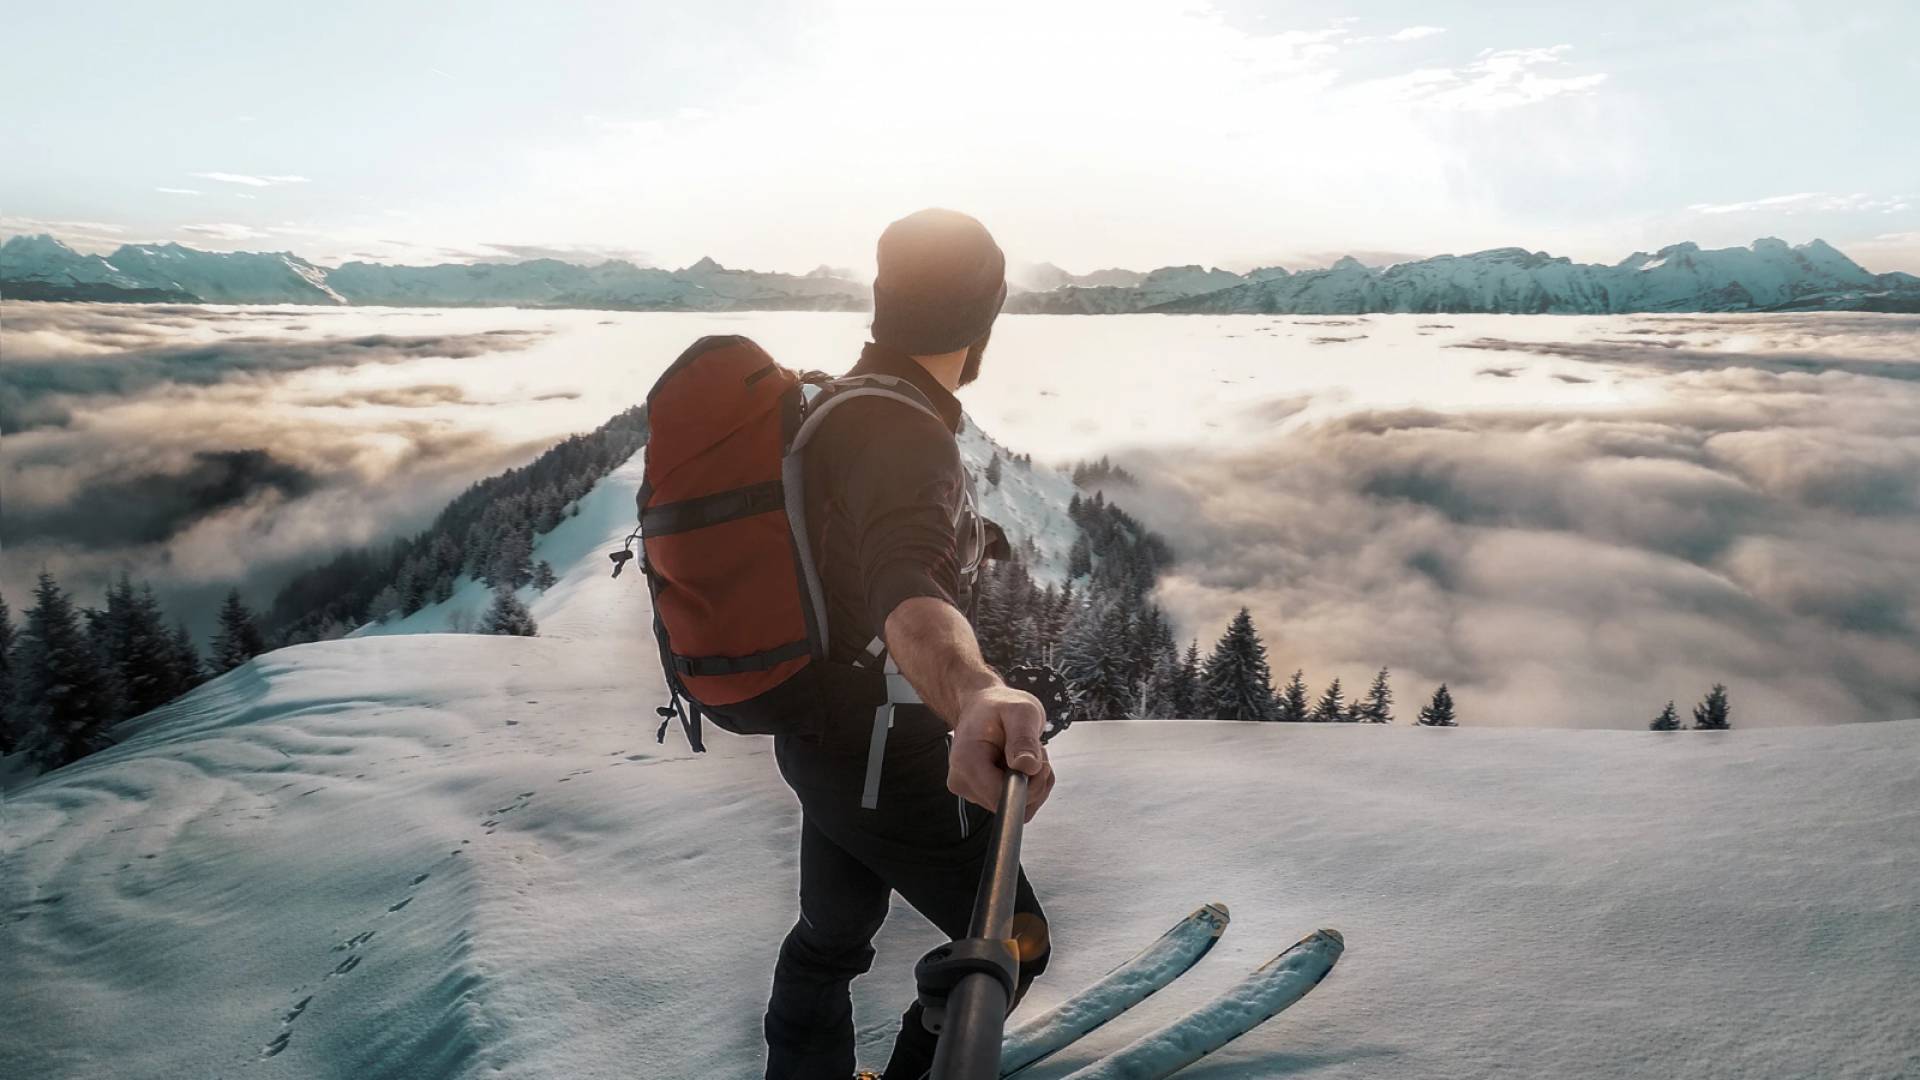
1201;901;1231;928
1315;927;1345;949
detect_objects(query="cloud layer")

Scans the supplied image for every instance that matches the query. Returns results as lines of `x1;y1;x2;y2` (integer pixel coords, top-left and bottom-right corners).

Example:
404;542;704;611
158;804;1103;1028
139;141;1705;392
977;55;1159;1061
1;305;553;637
1113;316;1920;727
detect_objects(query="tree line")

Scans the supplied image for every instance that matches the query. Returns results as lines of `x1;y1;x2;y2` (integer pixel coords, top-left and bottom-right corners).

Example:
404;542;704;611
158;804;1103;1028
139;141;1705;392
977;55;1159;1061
971;479;1462;727
2;409;646;773
1649;685;1733;730
265;405;646;644
0;576;274;770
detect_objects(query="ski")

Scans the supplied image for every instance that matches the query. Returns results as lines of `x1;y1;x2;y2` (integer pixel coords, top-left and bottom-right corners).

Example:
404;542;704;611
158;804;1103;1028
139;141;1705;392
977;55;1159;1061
1056;928;1345;1080
1000;903;1231;1077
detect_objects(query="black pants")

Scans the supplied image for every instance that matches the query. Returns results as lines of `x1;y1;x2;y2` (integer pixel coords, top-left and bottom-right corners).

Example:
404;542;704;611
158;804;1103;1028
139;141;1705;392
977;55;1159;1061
764;706;1048;1080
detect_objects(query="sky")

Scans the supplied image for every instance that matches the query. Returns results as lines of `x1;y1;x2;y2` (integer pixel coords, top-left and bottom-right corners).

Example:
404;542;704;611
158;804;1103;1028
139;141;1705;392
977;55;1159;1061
3;0;1918;274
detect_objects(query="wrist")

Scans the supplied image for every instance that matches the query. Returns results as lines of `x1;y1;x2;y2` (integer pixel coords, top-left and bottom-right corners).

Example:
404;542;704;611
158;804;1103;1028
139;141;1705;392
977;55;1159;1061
948;670;1005;731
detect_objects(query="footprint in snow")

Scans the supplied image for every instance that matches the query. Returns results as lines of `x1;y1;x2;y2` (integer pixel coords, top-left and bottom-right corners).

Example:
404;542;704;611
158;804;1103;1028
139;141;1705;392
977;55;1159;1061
283;996;312;1023
263;1031;291;1058
332;930;375;952
331;954;362;976
388;897;413;913
410;873;430;886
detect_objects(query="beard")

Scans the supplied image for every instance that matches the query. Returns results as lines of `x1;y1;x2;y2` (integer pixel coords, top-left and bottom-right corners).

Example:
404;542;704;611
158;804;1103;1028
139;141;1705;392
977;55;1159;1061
959;328;992;387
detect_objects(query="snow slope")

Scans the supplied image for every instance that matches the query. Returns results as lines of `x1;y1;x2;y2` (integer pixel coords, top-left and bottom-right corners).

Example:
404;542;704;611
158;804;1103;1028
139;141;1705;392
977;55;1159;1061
4;451;1918;1080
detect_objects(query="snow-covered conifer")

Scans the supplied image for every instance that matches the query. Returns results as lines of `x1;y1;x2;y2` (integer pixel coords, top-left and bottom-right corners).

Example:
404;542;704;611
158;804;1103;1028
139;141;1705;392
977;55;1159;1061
211;589;266;674
480;586;539;637
368;585;404;623
168;622;203;698
532;560;559;591
1416;684;1458;727
14;573;117;768
1311;677;1347;723
1691;684;1731;730
1358;667;1393;723
1274;669;1310;722
1202;608;1275;721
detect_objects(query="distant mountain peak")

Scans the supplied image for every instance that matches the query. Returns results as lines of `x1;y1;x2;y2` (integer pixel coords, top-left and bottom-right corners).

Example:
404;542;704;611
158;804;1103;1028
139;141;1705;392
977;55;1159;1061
684;256;725;274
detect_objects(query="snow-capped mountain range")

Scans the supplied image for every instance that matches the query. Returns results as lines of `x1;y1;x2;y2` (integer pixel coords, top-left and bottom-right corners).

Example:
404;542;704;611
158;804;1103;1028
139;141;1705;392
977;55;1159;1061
4;232;1917;313
0;236;870;311
1010;239;1920;315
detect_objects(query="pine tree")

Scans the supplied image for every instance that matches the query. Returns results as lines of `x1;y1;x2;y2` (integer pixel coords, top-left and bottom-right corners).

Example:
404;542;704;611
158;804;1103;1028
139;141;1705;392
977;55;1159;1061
1201;609;1275;721
531;560;559;591
211;589;266;674
81;602;129;724
0;594;16;754
488;528;535;590
1062;600;1136;719
396;558;429;614
1067;535;1093;579
1164;641;1201;718
1129;605;1176;717
480;586;539;637
368;584;404;623
1650;701;1681;731
1274;669;1310;722
985;453;1002;487
1416;683;1458;727
1358;667;1393;723
167;622;203;698
1691;684;1731;730
104;579;178;720
1310;677;1347;723
13;573;117;768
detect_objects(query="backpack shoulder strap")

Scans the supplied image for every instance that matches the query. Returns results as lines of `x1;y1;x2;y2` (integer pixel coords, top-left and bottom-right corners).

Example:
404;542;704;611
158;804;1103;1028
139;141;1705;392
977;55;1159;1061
788;373;944;455
780;374;951;663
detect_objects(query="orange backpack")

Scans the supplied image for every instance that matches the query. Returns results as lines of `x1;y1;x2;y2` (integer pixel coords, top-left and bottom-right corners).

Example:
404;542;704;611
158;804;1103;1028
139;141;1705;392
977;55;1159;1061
612;335;952;751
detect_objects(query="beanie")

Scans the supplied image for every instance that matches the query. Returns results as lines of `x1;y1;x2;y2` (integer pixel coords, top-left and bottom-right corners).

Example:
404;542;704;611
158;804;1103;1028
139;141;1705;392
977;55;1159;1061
870;208;1007;356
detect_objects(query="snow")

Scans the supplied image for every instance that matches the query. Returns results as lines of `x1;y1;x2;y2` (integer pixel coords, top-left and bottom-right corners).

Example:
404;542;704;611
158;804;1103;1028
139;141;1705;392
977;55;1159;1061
5;445;1917;1079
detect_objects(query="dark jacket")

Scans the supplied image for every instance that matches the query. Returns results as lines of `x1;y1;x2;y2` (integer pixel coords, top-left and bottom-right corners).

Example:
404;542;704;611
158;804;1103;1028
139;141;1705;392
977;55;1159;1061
801;342;974;670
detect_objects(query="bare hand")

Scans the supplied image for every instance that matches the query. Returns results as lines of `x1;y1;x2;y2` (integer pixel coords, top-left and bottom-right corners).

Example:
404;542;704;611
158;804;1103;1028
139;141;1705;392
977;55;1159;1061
948;685;1057;822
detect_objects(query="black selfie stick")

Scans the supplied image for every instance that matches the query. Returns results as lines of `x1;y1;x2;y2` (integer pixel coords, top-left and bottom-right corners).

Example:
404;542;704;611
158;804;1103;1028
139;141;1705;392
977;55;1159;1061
919;768;1029;1080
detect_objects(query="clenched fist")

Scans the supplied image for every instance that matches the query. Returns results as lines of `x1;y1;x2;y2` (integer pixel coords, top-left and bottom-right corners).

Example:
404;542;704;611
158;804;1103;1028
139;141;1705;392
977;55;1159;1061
948;684;1057;822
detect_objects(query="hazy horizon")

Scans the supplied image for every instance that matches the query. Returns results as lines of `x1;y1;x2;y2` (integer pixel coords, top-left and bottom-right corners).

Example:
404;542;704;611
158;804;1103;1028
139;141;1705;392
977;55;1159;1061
4;1;1916;275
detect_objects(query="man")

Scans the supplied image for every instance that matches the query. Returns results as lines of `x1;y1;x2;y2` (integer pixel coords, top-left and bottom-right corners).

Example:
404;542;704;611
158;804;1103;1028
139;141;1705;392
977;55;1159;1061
763;209;1057;1080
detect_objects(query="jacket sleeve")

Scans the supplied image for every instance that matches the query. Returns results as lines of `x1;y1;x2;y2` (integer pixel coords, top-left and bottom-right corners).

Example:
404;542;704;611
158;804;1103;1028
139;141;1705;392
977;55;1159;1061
832;399;965;636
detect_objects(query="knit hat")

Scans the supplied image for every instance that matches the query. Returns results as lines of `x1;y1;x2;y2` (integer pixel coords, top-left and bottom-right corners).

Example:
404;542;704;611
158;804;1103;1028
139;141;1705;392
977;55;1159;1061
870;208;1007;356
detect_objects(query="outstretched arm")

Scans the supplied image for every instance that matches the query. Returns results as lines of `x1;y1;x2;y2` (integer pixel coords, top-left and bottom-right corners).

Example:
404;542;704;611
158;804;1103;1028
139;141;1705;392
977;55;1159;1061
884;596;1056;821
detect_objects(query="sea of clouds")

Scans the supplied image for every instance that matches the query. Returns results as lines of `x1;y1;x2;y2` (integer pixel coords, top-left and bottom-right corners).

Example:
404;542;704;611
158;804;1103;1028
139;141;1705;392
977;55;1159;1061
3;303;1915;726
1096;314;1920;727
